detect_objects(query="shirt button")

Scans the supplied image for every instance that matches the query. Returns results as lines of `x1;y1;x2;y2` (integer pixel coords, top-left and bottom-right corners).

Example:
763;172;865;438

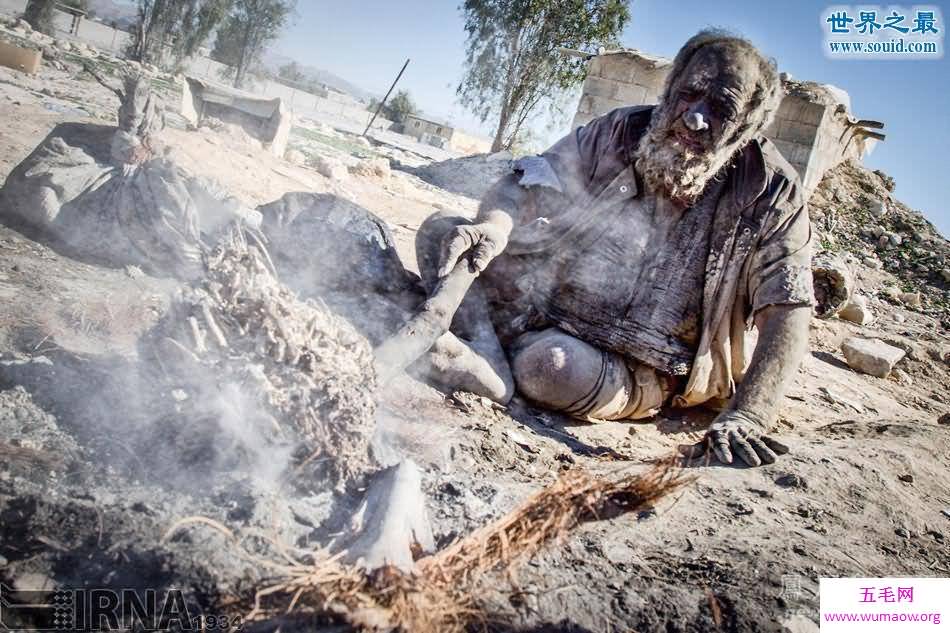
619;185;629;193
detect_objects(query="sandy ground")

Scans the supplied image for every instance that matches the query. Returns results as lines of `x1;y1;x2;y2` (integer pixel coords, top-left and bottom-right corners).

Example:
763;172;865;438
0;58;948;633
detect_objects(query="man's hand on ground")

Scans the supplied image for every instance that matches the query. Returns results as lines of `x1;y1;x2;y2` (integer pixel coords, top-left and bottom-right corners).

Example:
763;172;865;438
438;222;509;277
681;410;790;467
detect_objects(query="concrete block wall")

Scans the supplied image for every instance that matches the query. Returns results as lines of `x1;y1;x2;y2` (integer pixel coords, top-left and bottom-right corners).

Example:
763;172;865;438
763;95;826;186
570;50;877;196
572;52;667;128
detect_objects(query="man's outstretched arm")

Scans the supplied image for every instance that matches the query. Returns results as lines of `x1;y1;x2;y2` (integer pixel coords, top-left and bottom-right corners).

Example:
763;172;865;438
436;175;520;277
701;303;811;467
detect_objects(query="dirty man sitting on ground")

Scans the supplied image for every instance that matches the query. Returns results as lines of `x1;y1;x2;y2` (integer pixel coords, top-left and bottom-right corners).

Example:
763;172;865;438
415;30;814;468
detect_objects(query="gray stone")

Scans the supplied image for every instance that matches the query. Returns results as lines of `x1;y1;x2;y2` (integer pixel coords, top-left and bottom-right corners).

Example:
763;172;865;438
898;291;922;307
868;199;887;218
889;233;902;246
863;256;883;270
841;337;906;378
892;368;912;385
941;269;950;282
838;295;873;325
284;149;306;165
312;155;348;181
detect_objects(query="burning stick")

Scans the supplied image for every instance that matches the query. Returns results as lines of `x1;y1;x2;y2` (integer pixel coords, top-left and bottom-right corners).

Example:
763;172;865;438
373;261;479;385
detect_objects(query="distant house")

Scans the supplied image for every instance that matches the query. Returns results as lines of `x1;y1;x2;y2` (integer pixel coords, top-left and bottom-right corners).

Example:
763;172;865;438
402;113;454;149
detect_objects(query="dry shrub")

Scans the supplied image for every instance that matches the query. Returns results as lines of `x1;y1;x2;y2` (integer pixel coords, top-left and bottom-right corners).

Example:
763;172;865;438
143;226;377;488
237;460;691;632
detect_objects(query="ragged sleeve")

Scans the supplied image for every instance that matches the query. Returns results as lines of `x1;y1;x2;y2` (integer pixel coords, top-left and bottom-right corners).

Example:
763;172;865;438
746;172;816;315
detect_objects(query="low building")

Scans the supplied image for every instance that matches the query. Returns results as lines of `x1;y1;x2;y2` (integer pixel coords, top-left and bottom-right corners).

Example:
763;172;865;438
571;49;885;196
402;113;454;149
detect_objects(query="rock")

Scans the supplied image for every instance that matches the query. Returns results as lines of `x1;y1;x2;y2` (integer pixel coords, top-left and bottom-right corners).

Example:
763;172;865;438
838;295;873;325
863;256;883;270
939;413;950;426
891;368;912;385
55;39;72;52
870;225;885;238
927;346;950;365
893;313;906;323
811;253;854;318
487;150;514;161
868;199;887;217
12;573;55;592
889;233;902;246
898;473;914;483
312;155;348;181
355;136;372;148
285;149;307;165
775;473;807;489
29;30;51;44
841;337;906;378
17;18;32;32
350;157;391;179
941;269;950;283
895;527;910;538
898;291;922;307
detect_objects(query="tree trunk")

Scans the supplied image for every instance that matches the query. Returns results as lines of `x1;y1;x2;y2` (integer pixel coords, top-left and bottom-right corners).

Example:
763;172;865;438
490;29;522;152
24;0;56;35
490;108;510;153
234;23;250;88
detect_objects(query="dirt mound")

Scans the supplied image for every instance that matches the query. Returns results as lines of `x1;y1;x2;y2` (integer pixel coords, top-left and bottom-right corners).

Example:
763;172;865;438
808;160;950;325
399;152;513;200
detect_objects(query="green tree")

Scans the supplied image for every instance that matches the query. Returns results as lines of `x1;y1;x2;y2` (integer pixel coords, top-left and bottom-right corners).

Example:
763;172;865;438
278;60;305;84
23;0;55;35
367;89;416;123
458;0;630;152
129;0;233;67
211;0;295;89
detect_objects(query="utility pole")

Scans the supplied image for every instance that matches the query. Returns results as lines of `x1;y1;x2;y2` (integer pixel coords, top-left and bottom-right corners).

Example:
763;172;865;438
362;58;410;137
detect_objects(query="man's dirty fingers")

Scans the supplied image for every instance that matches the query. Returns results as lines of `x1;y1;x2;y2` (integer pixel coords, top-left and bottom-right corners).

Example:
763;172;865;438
438;226;475;277
710;430;733;464
746;435;777;465
729;429;761;467
471;239;496;272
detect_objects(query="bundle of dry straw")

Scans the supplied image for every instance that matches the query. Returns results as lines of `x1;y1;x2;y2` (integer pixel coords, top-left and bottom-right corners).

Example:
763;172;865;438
246;460;690;632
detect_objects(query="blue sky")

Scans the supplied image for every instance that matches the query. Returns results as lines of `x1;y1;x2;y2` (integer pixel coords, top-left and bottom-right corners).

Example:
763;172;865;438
276;1;950;235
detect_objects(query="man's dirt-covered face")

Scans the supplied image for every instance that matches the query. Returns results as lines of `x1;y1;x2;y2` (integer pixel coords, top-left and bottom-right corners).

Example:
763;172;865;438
667;48;745;153
635;43;768;206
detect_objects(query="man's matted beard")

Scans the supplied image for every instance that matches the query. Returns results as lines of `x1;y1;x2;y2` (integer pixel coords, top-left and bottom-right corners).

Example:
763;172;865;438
635;106;753;205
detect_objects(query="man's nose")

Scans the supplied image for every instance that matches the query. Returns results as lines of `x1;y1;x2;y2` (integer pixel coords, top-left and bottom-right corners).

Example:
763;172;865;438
683;104;710;132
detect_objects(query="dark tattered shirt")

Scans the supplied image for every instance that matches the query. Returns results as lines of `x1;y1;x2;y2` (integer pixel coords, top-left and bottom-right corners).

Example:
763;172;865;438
482;105;814;394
